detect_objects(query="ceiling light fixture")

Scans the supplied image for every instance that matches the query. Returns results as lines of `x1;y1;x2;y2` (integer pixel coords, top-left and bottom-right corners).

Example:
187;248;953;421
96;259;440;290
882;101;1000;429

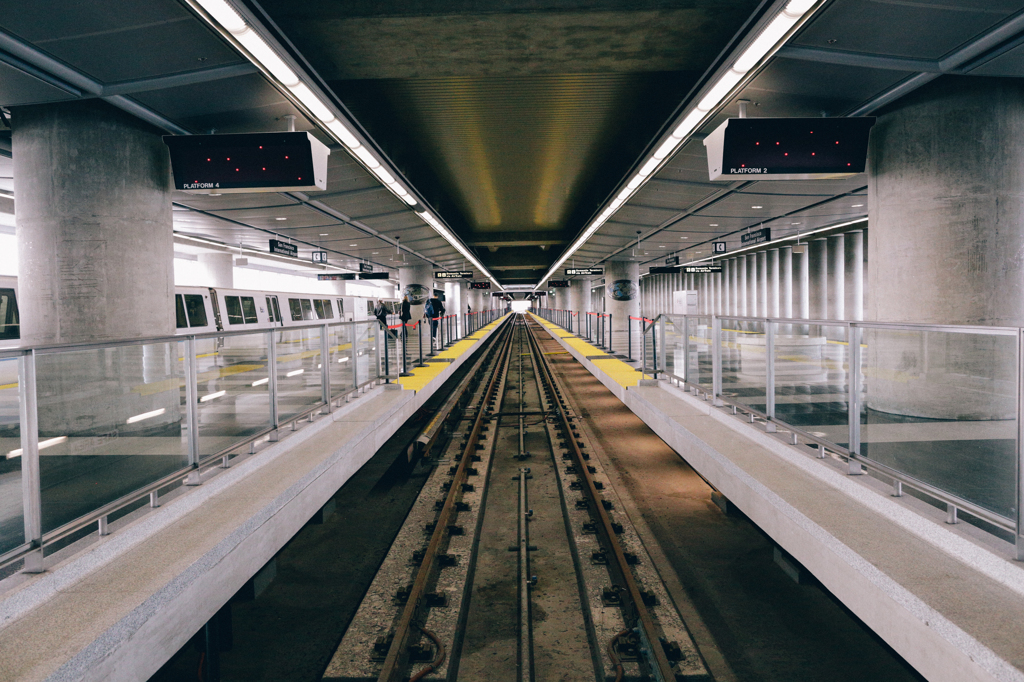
191;0;500;289
535;0;822;289
275;217;287;221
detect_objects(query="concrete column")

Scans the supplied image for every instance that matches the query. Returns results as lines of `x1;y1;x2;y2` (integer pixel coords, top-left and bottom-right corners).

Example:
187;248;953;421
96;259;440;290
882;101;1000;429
780;246;793;318
795;247;809;319
808;238;828;320
827;234;845;321
14;99;174;343
757;251;768;318
745;254;756;317
198;252;234;289
766;249;780;318
734;257;745;317
721;262;730;315
701;274;710;315
605;260;639;343
845;230;864;321
569;278;590;317
712;271;722;315
400;263;434;323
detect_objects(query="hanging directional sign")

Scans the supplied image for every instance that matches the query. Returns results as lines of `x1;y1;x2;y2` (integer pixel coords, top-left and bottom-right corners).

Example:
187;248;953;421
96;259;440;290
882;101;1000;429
470;281;491;290
491;292;506;297
359;263;373;273
649;266;679;274
435;271;473;279
359;272;389;280
683;265;723;274
741;227;771;245
318;273;356;281
665;256;680;266
269;239;297;257
713;241;727;254
549;280;570;287
565;268;603;276
311;251;328;263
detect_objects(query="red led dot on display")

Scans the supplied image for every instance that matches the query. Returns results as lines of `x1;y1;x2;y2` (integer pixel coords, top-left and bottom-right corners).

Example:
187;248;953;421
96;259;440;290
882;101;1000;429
835;141;839;144
776;142;780;145
285;155;289;159
298;177;302;180
207;158;211;162
741;164;746;167
812;152;816;156
847;163;851;166
259;146;263;149
784;153;788;156
262;167;266;170
756;142;760;145
227;157;230;160
236;168;239;171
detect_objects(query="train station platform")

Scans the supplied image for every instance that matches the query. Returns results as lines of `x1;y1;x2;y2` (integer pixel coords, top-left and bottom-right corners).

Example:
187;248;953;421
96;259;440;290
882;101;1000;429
0;316;508;682
530;314;1024;682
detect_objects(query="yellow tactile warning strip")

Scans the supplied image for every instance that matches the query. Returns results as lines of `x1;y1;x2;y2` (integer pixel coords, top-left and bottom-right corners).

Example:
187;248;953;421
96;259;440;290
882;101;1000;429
529;314;646;389
397;315;509;392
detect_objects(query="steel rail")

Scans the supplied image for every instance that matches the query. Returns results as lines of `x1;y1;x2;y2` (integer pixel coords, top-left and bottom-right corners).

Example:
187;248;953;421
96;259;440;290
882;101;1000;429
377;317;515;682
523;317;678;681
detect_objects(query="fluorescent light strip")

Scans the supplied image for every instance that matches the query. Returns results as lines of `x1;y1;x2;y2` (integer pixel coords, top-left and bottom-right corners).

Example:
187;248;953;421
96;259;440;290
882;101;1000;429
252;377;270;387
200;390;227;403
127;408;166;424
286;369;304;377
537;0;822;289
8;435;68;459
193;0;417;210
683;217;866;265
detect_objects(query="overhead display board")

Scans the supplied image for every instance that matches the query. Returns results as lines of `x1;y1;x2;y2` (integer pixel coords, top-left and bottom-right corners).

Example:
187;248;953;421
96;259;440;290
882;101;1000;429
359;272;389;280
704;117;875;181
470;281;491;290
269;239;297;257
318;273;356;281
548;280;570;287
565;268;603;276
164;132;329;193
649;266;679;274
435;271;473;279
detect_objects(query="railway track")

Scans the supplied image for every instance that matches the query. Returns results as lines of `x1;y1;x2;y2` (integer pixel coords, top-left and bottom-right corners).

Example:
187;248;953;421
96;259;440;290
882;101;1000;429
325;314;709;682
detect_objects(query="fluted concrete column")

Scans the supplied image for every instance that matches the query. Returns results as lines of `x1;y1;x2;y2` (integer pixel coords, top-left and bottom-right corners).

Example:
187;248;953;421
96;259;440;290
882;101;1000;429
780;246;793;318
767;249;780;317
736;256;747;317
198;252;233;289
757;251;768;318
400;263;434;322
14;99;173;343
720;261;730;315
605;260;639;338
827;234;845;321
795;247;809;319
712;271;722;315
808;239;828;319
748;253;758;316
845;230;864;321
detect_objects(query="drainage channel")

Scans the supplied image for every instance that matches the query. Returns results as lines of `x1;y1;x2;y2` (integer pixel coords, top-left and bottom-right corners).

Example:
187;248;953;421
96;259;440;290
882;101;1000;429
324;314;710;682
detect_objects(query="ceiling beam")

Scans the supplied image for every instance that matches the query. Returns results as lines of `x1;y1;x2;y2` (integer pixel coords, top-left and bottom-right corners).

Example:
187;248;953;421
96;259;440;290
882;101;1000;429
102;63;259;96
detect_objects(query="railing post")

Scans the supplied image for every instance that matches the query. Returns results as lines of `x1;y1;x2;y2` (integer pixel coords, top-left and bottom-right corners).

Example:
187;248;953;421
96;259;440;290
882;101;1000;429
1018;328;1024;560
383;324;391;384
608;313;614;354
320;325;331;412
765;320;775;424
185;336;203;463
351;324;360;390
416;322;426;367
712;316;723;405
628;317;633;361
848;324;864;475
658;315;666;377
19;351;43;572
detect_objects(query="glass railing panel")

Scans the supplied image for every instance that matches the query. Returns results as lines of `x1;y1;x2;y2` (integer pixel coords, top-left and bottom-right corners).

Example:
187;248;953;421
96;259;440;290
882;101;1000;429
0;357;22;554
328;324;355;399
685;316;713;389
35;341;189;534
859;327;1017;519
196;331;272;457
772;323;850;442
354;321;378;384
275;327;324;422
662;315;685;379
719;319;767;413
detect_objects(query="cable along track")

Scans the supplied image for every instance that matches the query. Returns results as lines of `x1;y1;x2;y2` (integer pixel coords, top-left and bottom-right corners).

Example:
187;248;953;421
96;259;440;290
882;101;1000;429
324;315;709;682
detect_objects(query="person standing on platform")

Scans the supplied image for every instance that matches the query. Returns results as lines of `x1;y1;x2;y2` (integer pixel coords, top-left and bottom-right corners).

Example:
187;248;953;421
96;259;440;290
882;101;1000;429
399;295;411;341
425;293;445;348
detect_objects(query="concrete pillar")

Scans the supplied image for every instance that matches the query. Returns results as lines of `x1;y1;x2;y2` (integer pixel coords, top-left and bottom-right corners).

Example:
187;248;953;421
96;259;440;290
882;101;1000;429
780;246;793;318
767;249;780;318
720;262;730;315
605;260;639;344
737;256;748;317
198;252;234;289
569;278;590;317
399;263;433;322
712;271;722;316
795;247;809;319
808;238;828;320
845;230;864;321
14;99;174;343
757;251;768;318
745;254;756;317
827;234;845;321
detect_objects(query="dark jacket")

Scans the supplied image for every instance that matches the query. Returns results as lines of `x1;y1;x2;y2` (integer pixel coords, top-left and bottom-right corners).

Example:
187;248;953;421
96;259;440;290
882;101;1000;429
425;297;445;318
400;300;411;322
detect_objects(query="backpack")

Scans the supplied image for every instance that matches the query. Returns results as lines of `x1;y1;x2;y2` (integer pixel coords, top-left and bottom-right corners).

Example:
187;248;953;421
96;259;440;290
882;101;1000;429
425;299;436;317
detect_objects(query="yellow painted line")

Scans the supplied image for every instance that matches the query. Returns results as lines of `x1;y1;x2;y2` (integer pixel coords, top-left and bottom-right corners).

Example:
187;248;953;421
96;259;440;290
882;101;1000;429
0;382;16;390
543;351;568;355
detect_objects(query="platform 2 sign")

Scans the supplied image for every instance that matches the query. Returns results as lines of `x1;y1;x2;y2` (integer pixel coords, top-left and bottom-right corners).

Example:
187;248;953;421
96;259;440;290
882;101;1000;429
359;263;373;273
565;268;603;276
741;227;771;246
269;239;297;257
548;280;570;287
470;281;491;290
318;273;356;281
683;265;723;274
311;251;328;263
436;271;473;279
